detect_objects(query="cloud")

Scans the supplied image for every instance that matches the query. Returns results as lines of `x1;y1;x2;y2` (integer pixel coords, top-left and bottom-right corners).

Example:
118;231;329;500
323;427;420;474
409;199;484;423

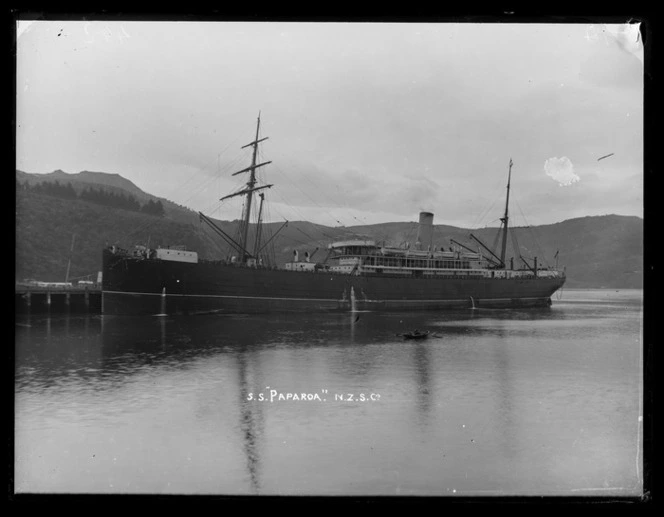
544;157;580;186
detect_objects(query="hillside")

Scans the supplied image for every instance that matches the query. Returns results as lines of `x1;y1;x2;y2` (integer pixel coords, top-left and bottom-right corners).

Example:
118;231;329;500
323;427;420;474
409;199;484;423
17;169;148;199
331;216;642;288
16;169;202;225
15;191;227;282
15;170;643;288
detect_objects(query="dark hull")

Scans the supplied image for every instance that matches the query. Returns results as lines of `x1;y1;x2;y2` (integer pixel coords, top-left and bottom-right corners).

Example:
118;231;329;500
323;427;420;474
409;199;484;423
102;249;565;315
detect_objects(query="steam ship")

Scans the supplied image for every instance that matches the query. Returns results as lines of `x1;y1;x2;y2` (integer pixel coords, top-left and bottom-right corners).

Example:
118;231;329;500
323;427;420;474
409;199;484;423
102;115;566;315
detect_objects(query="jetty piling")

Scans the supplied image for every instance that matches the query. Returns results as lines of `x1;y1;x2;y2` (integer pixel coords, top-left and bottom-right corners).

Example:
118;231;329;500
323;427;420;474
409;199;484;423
15;285;102;314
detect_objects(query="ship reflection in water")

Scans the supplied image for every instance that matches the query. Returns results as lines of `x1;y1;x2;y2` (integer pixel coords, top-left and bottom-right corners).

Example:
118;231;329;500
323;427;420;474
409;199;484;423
15;290;643;496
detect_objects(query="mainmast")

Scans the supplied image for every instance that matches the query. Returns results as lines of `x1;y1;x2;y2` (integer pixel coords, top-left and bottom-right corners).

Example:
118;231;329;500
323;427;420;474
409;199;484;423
223;112;272;262
499;158;512;269
241;113;262;261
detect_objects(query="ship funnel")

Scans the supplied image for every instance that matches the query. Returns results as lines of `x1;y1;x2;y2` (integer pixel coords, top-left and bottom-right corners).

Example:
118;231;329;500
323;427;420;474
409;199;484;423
415;212;434;251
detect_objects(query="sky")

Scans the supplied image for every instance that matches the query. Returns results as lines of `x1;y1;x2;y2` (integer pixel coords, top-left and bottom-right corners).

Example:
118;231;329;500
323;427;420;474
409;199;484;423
15;20;644;229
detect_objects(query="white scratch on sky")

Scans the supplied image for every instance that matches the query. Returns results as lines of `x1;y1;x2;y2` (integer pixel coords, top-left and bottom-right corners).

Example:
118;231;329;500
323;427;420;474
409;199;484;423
544;157;580;187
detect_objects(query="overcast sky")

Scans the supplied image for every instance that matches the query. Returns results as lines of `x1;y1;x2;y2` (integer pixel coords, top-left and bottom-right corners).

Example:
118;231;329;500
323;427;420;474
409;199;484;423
16;20;644;228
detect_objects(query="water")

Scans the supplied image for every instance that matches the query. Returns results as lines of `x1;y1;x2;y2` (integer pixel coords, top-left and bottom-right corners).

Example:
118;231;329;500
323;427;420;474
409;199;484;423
14;289;644;496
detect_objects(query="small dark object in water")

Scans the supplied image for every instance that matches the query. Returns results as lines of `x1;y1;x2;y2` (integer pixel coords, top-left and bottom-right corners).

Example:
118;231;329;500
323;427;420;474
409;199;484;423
398;329;430;340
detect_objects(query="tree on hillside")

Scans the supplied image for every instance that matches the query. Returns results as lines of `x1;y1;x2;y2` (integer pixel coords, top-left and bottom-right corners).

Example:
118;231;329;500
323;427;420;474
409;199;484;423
79;186;142;212
141;199;165;217
26;180;77;199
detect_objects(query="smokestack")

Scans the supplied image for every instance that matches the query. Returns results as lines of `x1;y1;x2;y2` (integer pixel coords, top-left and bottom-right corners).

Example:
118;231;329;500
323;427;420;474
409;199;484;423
415;212;434;251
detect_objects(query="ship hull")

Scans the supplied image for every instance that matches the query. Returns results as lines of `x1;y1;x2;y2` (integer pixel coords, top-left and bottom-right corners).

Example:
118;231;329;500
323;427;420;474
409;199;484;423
102;250;565;315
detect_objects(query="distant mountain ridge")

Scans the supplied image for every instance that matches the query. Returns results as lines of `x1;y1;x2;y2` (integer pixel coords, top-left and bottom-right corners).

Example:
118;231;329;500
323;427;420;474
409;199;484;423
15;169;643;288
16;169;202;225
17;169;146;198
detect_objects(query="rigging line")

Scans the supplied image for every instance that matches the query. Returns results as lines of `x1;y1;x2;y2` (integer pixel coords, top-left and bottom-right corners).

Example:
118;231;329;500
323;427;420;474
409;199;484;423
216;129;249;164
281;234;318;248
510;226;521;263
270;183;347;234
161;131;248;207
181;151;250;208
401;222;419;247
120;213;157;235
197;153;248;194
202;165;263;215
314;219;361;241
269;162;360;233
332;218;366;239
122;222;154;242
269;169;344;228
293;220;333;240
267;205;291;225
471;192;501;232
269;188;311;222
223;148;256;178
259;205;274;240
490;226;501;256
164;166;210;201
122;225;159;244
243;200;301;249
268;204;325;244
201;178;252;215
270;148;372;226
505;203;527;262
120;211;169;243
269;150;342;207
378;231;394;246
298;169;360;221
270;198;343;246
179;137;256;209
514;199;549;266
470;171;508;231
175;150;237;197
267;189;350;244
293;226;328;249
514;198;536;229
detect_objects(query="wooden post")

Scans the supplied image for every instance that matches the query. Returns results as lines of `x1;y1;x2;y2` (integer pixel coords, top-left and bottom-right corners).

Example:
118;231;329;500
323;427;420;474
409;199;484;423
65;233;76;283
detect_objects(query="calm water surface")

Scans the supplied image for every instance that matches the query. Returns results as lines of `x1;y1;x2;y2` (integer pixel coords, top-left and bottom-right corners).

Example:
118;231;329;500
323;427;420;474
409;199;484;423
15;289;643;496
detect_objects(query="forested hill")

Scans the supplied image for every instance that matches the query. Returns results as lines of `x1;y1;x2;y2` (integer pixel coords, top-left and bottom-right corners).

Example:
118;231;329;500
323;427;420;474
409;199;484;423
15;170;642;288
16;169;201;225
